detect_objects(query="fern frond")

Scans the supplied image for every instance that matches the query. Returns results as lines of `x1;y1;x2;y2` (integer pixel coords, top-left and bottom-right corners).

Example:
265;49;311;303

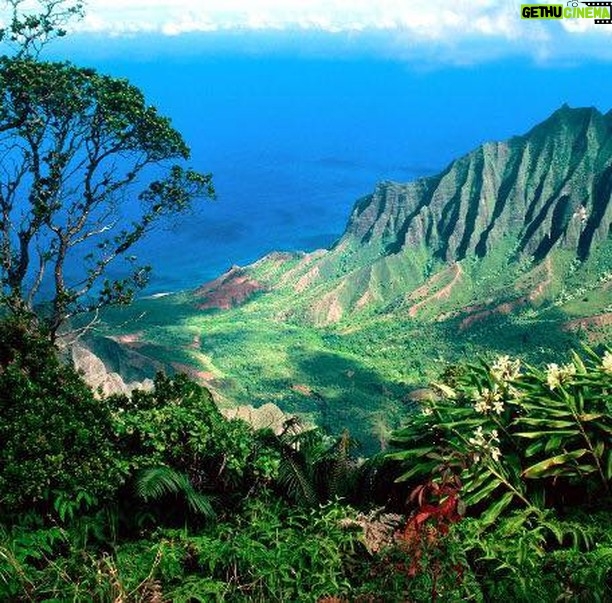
135;467;215;519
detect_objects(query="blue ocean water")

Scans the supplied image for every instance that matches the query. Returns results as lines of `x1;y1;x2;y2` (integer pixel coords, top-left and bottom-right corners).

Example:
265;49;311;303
49;35;612;293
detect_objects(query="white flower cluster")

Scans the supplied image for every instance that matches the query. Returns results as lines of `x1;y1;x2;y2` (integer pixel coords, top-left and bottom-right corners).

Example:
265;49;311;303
546;362;576;391
490;355;521;382
473;386;505;415
468;426;501;463
602;351;612;375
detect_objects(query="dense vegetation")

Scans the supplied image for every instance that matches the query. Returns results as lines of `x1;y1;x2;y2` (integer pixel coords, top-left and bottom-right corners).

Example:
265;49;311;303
0;3;610;599
1;316;611;601
90;266;590;454
86;231;612;455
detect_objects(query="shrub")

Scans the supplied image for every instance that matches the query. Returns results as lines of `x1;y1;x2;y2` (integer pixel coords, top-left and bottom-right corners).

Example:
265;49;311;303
110;373;270;523
387;349;612;600
0;317;123;516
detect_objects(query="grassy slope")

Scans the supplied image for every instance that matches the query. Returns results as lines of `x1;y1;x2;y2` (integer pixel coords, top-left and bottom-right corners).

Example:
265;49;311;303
92;242;612;454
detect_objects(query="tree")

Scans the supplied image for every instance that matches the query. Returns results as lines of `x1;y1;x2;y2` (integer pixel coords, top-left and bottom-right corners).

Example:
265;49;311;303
0;57;214;336
0;0;85;58
0;0;214;336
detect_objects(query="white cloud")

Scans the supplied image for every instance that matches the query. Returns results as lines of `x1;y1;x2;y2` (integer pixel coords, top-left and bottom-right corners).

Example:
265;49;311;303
2;0;611;62
72;0;536;38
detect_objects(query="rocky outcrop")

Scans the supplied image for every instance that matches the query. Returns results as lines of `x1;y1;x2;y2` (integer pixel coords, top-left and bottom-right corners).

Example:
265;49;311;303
221;402;289;434
71;344;154;397
70;342;293;435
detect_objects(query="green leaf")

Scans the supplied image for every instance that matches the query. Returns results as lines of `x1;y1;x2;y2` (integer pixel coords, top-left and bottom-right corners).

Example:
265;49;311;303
592;421;612;435
136;466;215;519
386;445;437;461
463;474;504;507
525;440;544;457
517;418;578;429
522;449;589;479
480;491;515;526
570;351;586;374
594;440;605;459
396;462;437;482
431;382;457;399
578;413;605;422
545;435;567;454
514;429;579;440
521;397;569;410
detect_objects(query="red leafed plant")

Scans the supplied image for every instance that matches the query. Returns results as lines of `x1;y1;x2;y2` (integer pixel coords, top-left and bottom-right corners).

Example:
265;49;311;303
396;469;465;599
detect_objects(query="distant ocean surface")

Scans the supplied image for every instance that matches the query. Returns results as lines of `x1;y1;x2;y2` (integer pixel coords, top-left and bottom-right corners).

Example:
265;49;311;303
51;36;612;294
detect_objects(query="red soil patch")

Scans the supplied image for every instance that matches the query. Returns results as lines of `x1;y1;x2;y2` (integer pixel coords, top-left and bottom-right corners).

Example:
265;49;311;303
109;332;145;348
171;362;216;383
291;384;314;396
194;266;266;310
564;313;612;331
459;297;529;330
528;257;552;302
458;258;552;329
408;263;463;318
407;269;449;302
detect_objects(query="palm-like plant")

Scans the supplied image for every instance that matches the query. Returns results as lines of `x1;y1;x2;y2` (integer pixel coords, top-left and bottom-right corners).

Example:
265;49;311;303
515;350;612;492
135;466;215;520
270;420;361;507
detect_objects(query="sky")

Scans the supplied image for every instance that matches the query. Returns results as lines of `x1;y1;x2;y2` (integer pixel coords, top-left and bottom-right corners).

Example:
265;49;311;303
76;0;612;64
3;0;612;64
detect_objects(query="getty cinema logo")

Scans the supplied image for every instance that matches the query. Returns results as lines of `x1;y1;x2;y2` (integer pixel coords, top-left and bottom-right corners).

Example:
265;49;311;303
521;1;612;24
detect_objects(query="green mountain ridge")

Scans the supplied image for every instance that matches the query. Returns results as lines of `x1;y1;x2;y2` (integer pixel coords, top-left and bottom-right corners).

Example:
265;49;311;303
90;105;612;450
243;105;612;325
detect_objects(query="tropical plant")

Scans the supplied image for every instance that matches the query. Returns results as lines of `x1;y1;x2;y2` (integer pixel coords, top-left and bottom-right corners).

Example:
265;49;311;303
135;466;216;520
454;508;612;602
389;350;612;523
111;373;264;525
515;349;612;496
168;497;359;601
268;420;361;507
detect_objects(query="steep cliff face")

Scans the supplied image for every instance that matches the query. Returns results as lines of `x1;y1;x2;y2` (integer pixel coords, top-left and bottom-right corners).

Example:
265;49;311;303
93;106;612;449
248;106;612;324
343;105;612;263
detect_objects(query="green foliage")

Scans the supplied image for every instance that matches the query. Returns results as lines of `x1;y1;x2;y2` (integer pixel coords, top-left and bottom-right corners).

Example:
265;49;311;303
454;509;612;602
111;374;257;495
135;467;216;520
0;317;123;515
386;350;612;600
159;497;359;602
270;423;361;507
1;314;610;601
1;498;362;602
515;349;612;488
389;349;612;521
0;0;84;58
